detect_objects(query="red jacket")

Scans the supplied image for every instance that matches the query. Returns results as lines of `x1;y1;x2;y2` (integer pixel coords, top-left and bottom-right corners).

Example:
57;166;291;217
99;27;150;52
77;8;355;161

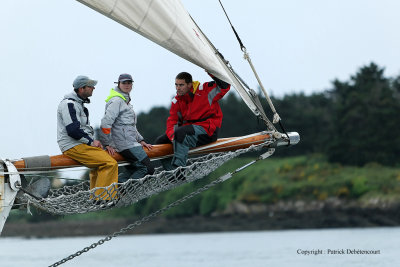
166;78;230;141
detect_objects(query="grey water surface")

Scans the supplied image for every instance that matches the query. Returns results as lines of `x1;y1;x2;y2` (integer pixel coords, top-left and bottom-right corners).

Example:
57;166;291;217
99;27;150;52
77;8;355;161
1;227;398;267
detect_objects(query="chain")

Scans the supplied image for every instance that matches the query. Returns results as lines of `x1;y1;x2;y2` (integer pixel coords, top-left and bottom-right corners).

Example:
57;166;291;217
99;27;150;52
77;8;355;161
49;174;231;267
49;148;274;266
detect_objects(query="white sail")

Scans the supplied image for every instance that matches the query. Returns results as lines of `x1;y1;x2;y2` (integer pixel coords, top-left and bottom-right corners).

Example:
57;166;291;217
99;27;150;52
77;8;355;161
76;0;261;116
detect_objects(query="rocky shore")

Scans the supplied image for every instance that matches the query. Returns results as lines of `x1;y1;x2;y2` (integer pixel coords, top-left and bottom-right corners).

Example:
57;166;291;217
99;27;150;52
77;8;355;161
3;198;400;237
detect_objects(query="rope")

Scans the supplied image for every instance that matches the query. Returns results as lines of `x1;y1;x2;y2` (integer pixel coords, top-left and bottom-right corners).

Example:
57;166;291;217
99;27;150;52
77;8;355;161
189;12;276;132
226;65;277;132
48;148;275;266
18;186;43;201
243;51;281;123
217;0;282;124
218;0;245;51
1;166;88;175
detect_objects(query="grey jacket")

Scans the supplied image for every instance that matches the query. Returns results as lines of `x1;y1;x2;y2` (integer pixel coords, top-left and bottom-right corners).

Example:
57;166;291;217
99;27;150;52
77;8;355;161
100;87;144;152
57;92;94;152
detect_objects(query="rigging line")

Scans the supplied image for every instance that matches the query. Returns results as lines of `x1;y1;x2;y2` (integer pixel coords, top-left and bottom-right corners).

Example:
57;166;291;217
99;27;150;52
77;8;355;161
17;185;43;201
1;171;88;182
188;13;274;131
218;0;245;51
22;174;80;180
4;167;82;174
49;148;275;267
1;202;28;208
39;176;87;182
229;65;251;90
243;51;281;123
3;165;95;175
278;121;291;146
1;170;85;176
217;0;282;125
13;173;86;182
11;160;148;173
224;64;276;131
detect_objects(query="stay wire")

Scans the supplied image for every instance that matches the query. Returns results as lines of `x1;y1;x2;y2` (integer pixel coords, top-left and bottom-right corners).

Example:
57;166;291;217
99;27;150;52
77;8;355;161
218;0;246;51
218;0;282;128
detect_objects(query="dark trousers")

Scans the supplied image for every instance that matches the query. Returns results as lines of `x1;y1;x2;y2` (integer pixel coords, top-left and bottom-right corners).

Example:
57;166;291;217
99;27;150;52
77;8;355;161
155;125;218;170
119;146;154;182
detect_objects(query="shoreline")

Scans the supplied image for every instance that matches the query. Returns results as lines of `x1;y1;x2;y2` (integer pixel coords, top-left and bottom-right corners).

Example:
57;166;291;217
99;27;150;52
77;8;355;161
3;201;400;237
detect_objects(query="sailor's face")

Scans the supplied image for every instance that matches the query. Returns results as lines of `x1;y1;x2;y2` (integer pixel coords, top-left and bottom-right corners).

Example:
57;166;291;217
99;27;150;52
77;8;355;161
80;86;95;98
175;79;191;96
119;80;133;93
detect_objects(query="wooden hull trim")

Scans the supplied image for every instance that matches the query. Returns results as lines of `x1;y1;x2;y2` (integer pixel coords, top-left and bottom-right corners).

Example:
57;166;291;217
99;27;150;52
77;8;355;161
12;131;275;171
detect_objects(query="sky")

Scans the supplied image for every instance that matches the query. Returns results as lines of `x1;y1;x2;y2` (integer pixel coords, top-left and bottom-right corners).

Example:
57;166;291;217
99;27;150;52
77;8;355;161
1;0;399;159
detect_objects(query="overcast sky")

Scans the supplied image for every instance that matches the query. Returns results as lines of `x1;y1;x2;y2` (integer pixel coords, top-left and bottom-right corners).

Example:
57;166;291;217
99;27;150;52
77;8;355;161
1;0;399;159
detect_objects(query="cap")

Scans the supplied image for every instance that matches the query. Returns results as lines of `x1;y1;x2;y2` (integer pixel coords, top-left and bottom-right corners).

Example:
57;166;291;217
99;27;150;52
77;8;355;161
115;73;133;83
73;75;97;89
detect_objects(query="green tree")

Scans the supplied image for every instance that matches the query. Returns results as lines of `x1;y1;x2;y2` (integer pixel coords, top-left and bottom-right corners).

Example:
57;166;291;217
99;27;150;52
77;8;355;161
328;63;400;166
137;106;169;143
268;92;334;156
219;93;265;137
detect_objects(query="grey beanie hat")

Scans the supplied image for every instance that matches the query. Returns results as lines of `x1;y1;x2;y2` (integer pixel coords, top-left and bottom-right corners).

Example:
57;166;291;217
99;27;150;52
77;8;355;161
73;75;98;89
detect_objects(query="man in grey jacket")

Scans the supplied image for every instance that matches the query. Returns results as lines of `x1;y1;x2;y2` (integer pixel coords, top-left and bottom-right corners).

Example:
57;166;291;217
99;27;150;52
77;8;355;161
100;73;154;182
57;75;118;201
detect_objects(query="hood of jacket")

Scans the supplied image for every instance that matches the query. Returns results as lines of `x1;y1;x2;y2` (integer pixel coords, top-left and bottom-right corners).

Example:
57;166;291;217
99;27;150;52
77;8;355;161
176;80;200;101
105;87;130;103
63;91;90;104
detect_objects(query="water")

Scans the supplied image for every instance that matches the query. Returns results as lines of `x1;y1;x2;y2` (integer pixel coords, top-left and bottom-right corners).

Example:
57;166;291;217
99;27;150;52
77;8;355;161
1;227;399;267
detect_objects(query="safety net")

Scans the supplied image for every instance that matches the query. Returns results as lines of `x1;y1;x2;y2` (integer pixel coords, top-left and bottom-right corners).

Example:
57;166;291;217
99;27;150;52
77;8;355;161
21;140;273;215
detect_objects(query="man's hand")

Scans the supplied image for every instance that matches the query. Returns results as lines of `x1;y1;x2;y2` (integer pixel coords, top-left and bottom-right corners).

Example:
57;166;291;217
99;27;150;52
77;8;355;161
91;140;104;149
105;145;116;156
140;141;153;150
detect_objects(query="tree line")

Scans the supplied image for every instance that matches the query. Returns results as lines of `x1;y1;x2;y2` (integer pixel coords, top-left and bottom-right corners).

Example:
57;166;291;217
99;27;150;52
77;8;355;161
137;62;400;167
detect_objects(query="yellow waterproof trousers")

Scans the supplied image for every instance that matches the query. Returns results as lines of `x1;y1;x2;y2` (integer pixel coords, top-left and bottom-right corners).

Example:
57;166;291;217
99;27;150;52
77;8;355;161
63;144;118;200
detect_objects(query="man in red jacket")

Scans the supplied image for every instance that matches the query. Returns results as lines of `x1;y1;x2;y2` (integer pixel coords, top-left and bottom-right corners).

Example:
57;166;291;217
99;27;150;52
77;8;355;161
155;71;230;171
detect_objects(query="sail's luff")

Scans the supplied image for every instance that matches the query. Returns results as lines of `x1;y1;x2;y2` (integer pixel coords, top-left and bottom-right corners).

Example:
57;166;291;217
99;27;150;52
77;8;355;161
77;0;233;81
76;0;263;117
